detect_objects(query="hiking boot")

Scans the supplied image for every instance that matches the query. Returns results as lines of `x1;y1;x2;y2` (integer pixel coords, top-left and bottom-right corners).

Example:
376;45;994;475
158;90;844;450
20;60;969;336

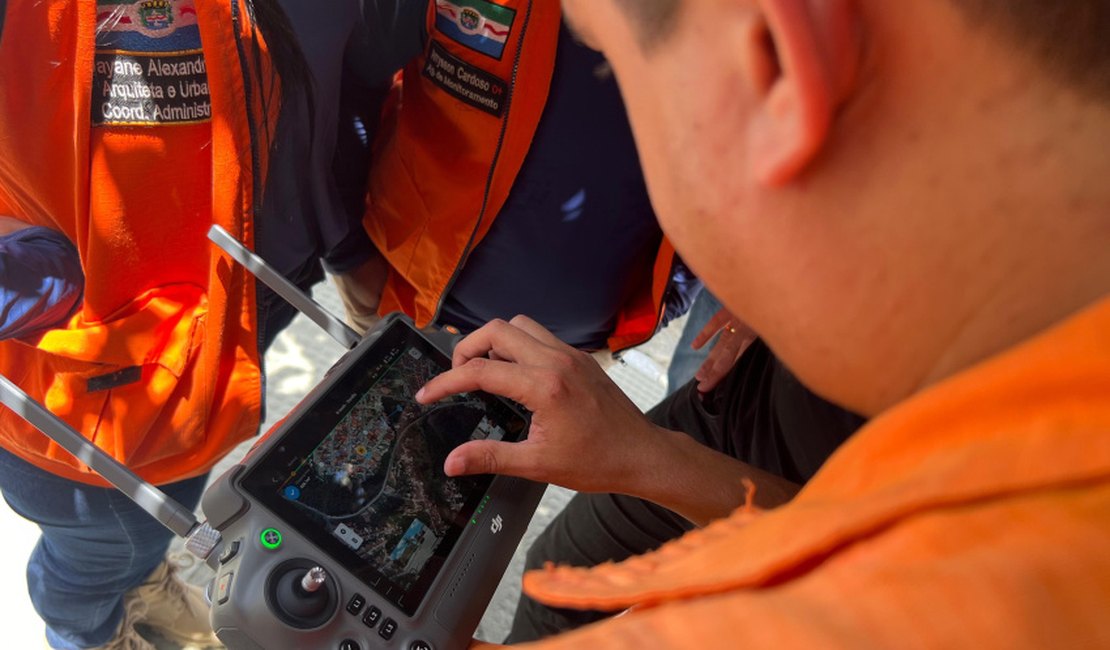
126;559;222;649
89;623;156;650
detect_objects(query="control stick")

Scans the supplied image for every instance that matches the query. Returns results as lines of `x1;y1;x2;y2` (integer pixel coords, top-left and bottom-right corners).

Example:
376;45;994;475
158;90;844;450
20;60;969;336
301;567;328;593
267;561;338;629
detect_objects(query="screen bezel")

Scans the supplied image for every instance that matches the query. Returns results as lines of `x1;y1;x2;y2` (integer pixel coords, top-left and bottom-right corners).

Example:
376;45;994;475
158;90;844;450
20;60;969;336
238;320;529;616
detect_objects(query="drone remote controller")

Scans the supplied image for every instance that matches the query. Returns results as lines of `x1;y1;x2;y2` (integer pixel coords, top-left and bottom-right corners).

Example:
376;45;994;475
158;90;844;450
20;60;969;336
202;313;543;650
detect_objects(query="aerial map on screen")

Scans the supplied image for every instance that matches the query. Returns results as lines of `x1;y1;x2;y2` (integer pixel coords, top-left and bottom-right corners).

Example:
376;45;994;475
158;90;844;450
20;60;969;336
277;344;509;593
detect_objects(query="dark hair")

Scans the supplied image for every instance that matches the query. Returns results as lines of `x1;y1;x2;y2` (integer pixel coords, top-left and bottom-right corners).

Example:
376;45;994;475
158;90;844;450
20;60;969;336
950;1;1110;101
613;0;681;51
614;0;1110;100
244;0;314;146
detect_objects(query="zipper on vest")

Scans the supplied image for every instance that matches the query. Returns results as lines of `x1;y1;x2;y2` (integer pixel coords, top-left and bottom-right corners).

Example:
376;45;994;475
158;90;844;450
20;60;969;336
230;0;270;421
431;0;535;325
230;2;264;232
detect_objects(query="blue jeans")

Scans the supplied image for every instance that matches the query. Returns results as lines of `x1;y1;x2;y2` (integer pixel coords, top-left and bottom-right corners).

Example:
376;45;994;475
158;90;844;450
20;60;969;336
0;448;208;649
666;289;723;394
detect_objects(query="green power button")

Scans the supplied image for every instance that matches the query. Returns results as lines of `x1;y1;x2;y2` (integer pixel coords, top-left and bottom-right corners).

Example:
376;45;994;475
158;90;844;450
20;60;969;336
260;528;283;550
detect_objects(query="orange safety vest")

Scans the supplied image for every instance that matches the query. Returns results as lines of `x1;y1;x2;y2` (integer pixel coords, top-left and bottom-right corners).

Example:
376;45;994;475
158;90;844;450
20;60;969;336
364;0;676;352
0;0;274;486
508;297;1110;650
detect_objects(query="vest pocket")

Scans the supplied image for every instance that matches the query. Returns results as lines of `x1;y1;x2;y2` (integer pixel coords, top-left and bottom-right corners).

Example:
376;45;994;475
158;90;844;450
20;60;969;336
0;284;210;475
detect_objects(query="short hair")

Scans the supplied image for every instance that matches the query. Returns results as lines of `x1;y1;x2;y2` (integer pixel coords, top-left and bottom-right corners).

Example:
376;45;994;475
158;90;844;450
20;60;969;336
953;1;1110;101
612;0;682;51
615;0;1110;100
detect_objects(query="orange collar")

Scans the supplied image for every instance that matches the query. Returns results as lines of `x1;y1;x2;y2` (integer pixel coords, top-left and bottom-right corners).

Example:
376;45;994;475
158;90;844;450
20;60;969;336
526;296;1110;610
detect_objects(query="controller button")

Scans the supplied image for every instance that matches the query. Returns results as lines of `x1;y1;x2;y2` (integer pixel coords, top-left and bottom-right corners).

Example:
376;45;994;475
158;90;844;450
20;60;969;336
216;572;233;605
362;605;381;628
338;639;360;650
346;593;366;615
260;528;283;550
410;641;434;650
379;618;398;640
218;539;241;565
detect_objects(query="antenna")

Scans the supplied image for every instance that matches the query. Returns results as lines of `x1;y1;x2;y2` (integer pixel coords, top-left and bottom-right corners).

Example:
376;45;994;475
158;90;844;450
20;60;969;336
0;228;365;564
207;225;361;350
0;375;200;539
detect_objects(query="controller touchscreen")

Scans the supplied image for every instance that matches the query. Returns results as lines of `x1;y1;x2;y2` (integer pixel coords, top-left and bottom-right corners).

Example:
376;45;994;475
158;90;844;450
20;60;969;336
240;321;528;615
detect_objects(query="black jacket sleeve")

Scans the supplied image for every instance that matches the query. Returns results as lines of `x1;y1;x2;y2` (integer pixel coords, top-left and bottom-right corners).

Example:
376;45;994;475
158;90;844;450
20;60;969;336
357;0;429;85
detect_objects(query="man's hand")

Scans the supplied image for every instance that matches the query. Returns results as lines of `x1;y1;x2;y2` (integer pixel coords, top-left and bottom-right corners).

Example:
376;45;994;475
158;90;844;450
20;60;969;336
417;316;665;495
332;251;389;334
690;307;756;393
417;316;800;525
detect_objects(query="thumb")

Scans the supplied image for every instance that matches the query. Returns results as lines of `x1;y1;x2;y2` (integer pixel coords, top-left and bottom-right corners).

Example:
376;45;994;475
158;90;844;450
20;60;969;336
444;439;524;478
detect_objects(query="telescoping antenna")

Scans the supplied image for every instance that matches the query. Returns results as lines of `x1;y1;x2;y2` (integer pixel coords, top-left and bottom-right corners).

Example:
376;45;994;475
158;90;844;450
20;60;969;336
207;225;361;350
0;375;223;563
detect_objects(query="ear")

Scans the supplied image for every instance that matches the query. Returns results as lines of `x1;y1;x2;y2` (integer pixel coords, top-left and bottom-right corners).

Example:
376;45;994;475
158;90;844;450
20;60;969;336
744;0;862;186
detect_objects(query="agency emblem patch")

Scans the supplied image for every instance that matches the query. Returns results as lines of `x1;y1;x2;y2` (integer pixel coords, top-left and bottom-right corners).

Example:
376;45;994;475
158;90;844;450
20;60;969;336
138;0;174;30
434;0;516;60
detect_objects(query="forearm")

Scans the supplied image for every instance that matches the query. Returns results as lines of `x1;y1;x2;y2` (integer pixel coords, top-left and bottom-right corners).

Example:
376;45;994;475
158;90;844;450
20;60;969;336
0;221;84;339
358;0;430;85
630;426;800;527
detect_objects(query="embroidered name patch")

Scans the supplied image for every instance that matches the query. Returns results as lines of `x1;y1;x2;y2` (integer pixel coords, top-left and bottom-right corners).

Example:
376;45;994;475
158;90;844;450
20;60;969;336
423;41;508;117
93;0;211;126
433;0;515;60
92;52;211;125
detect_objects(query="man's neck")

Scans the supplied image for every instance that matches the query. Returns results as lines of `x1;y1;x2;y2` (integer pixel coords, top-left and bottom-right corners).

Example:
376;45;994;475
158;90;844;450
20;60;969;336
914;100;1110;399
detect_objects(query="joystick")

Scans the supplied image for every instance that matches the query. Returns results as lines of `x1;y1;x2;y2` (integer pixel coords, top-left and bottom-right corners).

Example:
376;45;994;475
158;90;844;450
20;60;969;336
267;560;339;629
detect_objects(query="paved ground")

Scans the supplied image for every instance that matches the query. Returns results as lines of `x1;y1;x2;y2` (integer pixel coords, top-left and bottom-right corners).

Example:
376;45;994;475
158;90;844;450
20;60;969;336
0;280;685;648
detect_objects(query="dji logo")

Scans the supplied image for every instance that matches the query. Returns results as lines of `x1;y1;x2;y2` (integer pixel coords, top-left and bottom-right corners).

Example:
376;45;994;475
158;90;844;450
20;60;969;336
490;514;503;534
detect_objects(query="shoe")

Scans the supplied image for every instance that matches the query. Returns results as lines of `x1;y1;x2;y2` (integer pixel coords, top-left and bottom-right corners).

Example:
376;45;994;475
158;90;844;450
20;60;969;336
91;621;156;650
44;595;154;649
126;559;223;649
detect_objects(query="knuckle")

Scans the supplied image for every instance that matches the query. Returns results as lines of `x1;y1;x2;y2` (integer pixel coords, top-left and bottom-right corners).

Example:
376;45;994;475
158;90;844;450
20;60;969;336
539;371;568;402
479;445;500;475
466;356;490;372
551;351;577;372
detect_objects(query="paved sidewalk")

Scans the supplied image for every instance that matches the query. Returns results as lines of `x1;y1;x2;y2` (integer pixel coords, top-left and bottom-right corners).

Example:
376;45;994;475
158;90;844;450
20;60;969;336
0;279;686;647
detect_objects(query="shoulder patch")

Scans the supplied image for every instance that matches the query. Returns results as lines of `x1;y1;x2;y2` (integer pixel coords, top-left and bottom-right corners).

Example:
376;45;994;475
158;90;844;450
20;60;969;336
433;0;515;60
423;41;507;117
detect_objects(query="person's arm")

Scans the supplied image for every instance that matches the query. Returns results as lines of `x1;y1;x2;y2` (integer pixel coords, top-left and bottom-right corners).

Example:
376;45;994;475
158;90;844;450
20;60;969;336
416;316;800;526
358;0;430;83
325;45;389;334
0;216;83;340
325;0;428;333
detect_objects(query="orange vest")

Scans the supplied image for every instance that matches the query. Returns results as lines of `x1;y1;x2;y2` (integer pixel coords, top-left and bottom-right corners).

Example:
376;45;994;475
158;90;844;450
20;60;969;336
364;0;676;352
507;297;1110;649
0;0;275;486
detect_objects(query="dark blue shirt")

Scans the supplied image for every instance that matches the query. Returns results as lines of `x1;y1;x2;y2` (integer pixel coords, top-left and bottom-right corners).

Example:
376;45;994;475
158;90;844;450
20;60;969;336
0;227;84;340
438;24;662;349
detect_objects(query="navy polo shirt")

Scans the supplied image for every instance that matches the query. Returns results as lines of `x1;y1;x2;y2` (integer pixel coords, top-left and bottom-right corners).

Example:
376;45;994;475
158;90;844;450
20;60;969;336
0;227;84;340
437;23;662;350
